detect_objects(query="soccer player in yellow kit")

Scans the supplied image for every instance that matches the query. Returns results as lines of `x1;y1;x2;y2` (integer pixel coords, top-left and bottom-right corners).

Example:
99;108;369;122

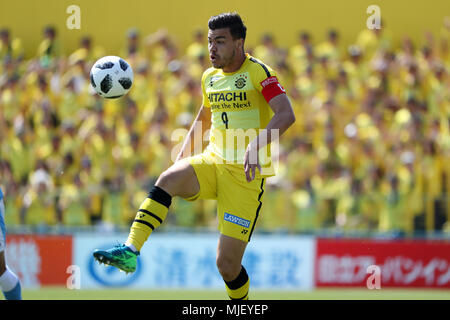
94;12;295;300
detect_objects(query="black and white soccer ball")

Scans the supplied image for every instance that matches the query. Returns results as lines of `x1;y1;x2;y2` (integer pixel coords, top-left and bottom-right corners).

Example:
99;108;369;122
90;56;134;99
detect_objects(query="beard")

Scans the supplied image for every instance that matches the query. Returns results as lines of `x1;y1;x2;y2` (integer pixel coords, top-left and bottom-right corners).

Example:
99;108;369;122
211;59;223;68
211;49;235;69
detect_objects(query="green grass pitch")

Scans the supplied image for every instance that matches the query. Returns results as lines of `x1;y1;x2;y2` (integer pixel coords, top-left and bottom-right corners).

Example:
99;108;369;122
20;287;450;300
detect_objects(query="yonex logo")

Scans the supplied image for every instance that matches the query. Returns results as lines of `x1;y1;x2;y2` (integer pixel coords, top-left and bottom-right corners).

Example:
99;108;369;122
224;213;250;228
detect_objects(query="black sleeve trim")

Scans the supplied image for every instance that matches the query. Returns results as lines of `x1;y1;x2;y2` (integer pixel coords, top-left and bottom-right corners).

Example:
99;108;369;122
249;57;271;78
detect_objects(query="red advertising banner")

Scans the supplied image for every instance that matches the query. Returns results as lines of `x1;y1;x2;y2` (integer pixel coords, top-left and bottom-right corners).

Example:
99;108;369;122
5;235;73;287
315;238;450;288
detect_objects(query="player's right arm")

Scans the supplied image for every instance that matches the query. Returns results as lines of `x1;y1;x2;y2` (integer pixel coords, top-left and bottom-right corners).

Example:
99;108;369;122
175;104;211;162
175;68;214;162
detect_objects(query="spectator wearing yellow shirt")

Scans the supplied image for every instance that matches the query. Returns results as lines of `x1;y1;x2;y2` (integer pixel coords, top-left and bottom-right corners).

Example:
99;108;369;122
68;35;105;67
141;120;171;179
26;74;60;130
310;163;351;228
342;45;369;100
185;29;208;62
291;177;319;232
316;55;340;83
45;134;65;185
316;29;341;65
36;25;62;68
438;17;450;63
355;21;392;62
348;168;386;231
0;55;21;90
101;174;128;226
396;37;417;69
58;174;89;226
116;130;144;173
129;62;159;123
83;123;117;181
294;64;319;103
378;165;413;234
418;139;447;232
77;155;104;225
58;173;90;226
22;161;56;226
163;60;194;117
0;29;23;64
62;54;91;94
165;71;202;121
416;45;441;77
144;29;178;74
119;28;147;70
0;73;22;123
424;64;448;119
0;162;23;226
59;121;81;158
186;53;209;82
289;31;313;76
123;162;153;225
260;151;297;232
57;77;84;121
2;127;34;185
253;33;280;67
185;29;210;80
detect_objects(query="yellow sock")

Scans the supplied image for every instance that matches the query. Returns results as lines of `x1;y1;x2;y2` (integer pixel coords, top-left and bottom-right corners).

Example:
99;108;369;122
126;186;171;251
225;266;250;300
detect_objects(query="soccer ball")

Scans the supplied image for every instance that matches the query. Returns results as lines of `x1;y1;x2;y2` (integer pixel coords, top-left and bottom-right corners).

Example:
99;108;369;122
90;56;134;99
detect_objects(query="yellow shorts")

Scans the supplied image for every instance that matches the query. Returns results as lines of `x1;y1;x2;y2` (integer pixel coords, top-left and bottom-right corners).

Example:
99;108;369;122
181;151;266;242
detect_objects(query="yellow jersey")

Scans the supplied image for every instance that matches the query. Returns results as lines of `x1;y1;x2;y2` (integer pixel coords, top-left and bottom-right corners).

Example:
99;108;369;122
201;53;286;177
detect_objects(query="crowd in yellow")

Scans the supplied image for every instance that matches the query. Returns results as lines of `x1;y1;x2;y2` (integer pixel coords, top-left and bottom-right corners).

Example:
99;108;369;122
0;20;449;235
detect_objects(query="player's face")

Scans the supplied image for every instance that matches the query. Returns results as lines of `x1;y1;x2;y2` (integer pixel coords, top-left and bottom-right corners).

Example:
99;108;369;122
208;28;241;69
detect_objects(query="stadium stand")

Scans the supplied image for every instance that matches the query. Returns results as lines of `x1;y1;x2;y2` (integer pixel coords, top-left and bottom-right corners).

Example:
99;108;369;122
0;21;449;237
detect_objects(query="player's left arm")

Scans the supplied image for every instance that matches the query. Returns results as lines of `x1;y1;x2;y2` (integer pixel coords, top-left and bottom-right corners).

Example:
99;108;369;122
244;92;295;182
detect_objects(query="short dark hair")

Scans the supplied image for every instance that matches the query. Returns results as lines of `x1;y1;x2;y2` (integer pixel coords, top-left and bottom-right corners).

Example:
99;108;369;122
208;12;247;40
0;28;10;38
44;25;56;37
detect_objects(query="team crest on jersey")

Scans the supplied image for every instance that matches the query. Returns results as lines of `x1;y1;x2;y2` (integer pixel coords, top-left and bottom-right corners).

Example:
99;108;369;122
235;74;247;89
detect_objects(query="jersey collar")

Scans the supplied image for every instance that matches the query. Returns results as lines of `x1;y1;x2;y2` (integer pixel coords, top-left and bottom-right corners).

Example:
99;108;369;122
221;53;251;76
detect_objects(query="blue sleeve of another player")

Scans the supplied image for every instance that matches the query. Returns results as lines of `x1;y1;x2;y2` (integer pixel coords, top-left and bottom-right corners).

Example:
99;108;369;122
0;188;5;247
